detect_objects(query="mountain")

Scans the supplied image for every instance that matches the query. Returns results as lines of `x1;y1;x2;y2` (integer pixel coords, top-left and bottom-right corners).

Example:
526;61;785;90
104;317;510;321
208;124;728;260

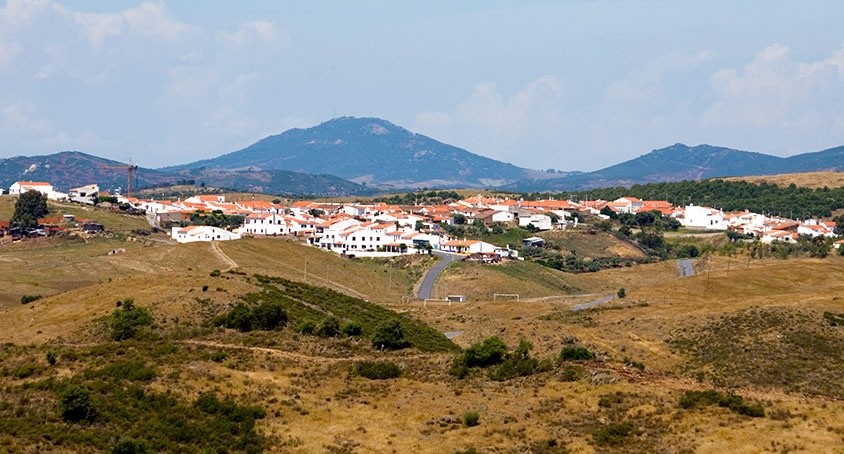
0;151;177;193
510;143;844;192
0;151;372;197
164;117;532;189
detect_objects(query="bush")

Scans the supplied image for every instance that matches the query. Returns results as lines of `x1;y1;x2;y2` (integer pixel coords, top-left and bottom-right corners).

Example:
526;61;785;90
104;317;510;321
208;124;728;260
463;410;480;427
46;350;58;366
315;316;341;338
209;351;227;363
449;359;470;379
60;386;95;423
560;364;585;382
341;321;363;336
463;336;508;368
297;320;316;335
109;298;153;341
354;361;401;380
679;389;765;418
20;294;42;305
593;421;635;446
559;345;595;361
210;269;221;277
216;301;287;332
112;438;148;454
85;360;156;382
488;357;539;381
616;288;626;299
371;319;410;350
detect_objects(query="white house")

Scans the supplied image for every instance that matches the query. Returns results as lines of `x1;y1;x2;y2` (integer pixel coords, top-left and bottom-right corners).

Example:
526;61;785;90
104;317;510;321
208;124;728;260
679;205;727;230
68;184;99;204
519;214;553;231
10;181;54;198
242;213;291;236
171;225;241;243
441;239;497;254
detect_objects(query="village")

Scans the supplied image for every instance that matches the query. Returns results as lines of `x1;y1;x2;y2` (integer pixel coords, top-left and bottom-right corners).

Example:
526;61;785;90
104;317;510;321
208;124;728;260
6;180;842;257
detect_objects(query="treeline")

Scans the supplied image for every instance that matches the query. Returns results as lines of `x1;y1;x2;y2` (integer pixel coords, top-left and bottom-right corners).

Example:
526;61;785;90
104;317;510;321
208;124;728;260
376;190;462;206
528;179;844;219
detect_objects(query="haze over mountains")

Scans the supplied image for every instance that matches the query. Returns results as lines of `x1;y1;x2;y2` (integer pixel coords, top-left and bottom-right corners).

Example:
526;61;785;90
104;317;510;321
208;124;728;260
1;116;844;196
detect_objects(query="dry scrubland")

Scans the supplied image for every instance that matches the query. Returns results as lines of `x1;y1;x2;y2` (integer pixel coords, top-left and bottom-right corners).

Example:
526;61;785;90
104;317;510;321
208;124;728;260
725;171;844;189
1;204;844;452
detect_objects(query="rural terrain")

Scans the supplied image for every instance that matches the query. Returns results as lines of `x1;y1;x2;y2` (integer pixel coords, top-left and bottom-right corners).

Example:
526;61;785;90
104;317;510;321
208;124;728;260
1;182;844;453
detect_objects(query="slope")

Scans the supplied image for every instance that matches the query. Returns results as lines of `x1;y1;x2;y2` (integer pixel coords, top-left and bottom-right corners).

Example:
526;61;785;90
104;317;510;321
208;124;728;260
165;116;531;189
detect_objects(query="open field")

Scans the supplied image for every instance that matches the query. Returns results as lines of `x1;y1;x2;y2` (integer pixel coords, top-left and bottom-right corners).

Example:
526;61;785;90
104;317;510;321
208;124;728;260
724;171;844;189
1;210;844;452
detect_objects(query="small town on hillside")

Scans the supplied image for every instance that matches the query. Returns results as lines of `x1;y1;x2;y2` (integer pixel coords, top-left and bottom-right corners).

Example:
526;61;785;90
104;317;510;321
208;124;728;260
6;180;842;256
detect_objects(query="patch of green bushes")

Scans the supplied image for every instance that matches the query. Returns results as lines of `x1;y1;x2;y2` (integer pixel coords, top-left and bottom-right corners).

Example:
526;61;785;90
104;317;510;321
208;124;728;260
371;318;410;350
109;299;153;341
592;421;635;446
462;410;480;427
20;294;42;305
354;361;401;380
679;390;765;418
823;311;844;326
214;300;287;332
559;345;595;361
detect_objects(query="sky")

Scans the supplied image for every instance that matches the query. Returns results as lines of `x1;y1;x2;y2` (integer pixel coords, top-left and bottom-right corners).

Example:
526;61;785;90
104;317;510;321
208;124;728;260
1;0;844;172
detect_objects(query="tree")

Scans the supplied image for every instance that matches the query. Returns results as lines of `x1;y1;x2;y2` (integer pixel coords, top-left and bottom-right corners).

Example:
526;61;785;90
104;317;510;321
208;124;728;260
453;213;467;225
110;298;153;341
371;318;409;350
60;386;95;423
11;190;48;230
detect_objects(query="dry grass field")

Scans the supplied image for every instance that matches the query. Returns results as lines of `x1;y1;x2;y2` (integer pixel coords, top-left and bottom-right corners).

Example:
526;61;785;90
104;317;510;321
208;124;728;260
724;171;844;189
1;202;844;452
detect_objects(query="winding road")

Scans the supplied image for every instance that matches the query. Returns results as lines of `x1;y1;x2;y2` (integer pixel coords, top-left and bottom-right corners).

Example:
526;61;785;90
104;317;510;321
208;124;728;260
417;251;461;300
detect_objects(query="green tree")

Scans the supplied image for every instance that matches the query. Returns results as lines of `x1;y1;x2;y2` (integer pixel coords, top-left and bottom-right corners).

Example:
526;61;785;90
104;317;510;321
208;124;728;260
110;298;153;341
60;386;95;423
11;190;48;230
371;318;409;350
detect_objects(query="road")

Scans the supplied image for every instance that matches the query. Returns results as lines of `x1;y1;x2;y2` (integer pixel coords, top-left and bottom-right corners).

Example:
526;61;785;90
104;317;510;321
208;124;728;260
571;294;614;311
417;251;461;300
678;259;696;277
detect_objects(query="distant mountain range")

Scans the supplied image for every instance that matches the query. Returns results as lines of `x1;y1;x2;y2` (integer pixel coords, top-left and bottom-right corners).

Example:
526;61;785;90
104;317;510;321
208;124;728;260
509;143;844;192
3;117;844;196
163;117;533;189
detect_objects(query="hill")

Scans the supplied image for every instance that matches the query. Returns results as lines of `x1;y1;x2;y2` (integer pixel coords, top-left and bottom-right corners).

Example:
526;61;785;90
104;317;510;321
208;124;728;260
164;116;532;189
1;205;844;451
513;143;844;192
0;151;177;193
0;151;372;197
724;171;844;189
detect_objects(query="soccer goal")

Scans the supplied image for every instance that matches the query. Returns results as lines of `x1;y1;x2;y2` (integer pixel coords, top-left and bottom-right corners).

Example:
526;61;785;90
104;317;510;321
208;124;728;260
493;293;520;302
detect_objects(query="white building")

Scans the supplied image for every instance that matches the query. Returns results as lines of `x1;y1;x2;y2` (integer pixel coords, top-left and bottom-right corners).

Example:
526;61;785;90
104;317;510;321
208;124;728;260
9;181;56;198
519;214;553;231
679;205;727;230
242;213;292;236
171;225;241;243
68;184;99;204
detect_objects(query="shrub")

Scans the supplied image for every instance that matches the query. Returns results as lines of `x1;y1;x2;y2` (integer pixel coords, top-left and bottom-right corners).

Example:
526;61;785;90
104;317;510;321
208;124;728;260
449;359;470;379
112;438;148;454
488;357;539;381
210;269;221;277
354;361;401;380
220;303;253;332
593;421;635;446
341;321;363;336
60;386;95;423
462;410;480;427
202;285;209;292
823;311;844;327
252;301;287;330
371;318;409;350
20;294;42;305
463;336;508;368
679;389;765;418
297;320;316;335
46;350;58;366
109;298;153;341
85;360;156;382
315;316;341;338
617;288;626;299
559;364;585;382
209;351;227;363
559;345;595;361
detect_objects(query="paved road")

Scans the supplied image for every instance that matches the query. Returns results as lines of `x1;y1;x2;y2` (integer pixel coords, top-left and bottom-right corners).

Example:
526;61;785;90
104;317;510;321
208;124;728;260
417;251;462;300
678;259;696;277
571;294;614;311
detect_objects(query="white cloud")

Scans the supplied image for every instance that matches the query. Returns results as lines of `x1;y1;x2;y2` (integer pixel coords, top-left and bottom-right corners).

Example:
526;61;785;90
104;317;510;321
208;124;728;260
217;20;289;48
0;40;21;68
0;103;52;135
414;76;567;165
699;44;844;152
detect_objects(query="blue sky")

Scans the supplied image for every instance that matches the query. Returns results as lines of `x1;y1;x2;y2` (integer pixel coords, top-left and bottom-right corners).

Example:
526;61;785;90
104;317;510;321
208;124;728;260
1;1;843;171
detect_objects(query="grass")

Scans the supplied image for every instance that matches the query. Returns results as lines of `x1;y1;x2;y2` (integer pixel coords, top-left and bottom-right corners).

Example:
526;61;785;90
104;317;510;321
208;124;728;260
724;171;844;189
